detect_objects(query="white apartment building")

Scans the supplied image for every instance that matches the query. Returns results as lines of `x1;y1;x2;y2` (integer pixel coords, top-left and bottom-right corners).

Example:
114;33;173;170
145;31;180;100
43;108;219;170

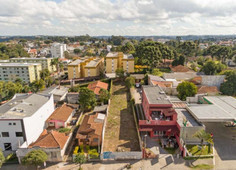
50;43;67;58
0;93;54;155
0;63;42;83
10;57;56;72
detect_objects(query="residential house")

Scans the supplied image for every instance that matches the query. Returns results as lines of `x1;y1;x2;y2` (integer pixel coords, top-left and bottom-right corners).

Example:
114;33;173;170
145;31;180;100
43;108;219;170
67;92;79;104
76;113;105;146
17;130;71;162
0;93;54;155
105;52;134;74
197;86;219;95
28;49;37;57
87;81;108;96
40;85;69;103
170;65;193;73
46;104;75;129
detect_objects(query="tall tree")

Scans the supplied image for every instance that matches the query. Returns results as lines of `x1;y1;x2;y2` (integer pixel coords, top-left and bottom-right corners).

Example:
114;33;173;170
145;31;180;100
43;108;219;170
216;46;232;63
99;89;110;105
201;61;226;75
121;42;135;54
78;87;96;112
125;76;135;88
177;81;197;100
22;149;48;170
178;41;197;57
220;71;236;96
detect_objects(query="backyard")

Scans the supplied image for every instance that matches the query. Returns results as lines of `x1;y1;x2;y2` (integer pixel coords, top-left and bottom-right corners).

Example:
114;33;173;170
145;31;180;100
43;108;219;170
187;145;213;156
103;80;140;152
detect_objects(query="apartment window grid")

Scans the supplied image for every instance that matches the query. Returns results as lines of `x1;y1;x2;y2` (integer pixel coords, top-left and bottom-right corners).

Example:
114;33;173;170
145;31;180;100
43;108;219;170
88;69;90;77
126;61;129;72
112;59;114;73
73;67;76;78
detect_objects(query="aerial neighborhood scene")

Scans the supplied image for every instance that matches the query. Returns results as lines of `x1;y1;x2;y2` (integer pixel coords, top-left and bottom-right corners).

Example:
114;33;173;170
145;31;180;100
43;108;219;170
0;0;236;170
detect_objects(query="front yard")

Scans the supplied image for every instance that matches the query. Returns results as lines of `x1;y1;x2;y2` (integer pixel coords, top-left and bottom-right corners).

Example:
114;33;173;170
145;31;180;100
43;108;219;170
103;80;140;152
187;145;213;156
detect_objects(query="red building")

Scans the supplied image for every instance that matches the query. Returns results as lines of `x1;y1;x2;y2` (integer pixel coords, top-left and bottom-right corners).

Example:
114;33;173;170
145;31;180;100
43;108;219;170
139;86;181;146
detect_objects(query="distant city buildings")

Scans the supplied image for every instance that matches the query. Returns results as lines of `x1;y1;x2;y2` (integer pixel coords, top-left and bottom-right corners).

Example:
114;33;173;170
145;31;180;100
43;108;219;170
50;43;67;58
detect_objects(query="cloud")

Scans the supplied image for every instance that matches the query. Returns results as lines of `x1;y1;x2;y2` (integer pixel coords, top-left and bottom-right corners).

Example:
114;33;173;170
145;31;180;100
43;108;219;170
0;0;235;35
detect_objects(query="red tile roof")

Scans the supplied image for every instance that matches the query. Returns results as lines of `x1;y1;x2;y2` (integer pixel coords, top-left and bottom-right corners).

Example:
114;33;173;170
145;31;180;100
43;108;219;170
29;130;68;149
29;49;37;53
170;65;192;72
197;86;219;94
76;113;103;139
47;104;74;122
87;81;108;95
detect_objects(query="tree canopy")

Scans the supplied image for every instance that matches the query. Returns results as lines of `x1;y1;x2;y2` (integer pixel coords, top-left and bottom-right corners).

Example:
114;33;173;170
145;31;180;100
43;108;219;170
78;87;96;111
99;89;110;104
220;71;236;96
125;76;135;88
0;43;29;59
201;61;226;75
22;149;48;170
135;41;174;68
121;42;135;54
74;153;87;170
177;81;197;100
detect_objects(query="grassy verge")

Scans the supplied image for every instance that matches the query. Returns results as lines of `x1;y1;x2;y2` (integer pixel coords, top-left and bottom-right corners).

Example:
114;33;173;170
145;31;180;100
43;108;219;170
187;145;213;156
191;164;213;169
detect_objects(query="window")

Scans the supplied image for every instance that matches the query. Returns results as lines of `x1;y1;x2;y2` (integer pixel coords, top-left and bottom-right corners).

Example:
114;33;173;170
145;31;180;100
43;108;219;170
16;132;23;137
4;143;12;151
9;123;12;125
13;123;16;125
2;132;9;137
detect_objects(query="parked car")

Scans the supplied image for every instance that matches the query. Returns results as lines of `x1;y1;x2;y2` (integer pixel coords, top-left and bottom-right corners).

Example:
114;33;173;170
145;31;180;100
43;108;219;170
70;119;77;125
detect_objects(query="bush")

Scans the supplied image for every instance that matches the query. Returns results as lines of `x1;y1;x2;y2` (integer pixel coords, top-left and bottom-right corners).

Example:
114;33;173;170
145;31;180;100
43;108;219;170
79;144;84;153
85;145;90;151
73;146;79;155
57;128;71;133
88;149;99;159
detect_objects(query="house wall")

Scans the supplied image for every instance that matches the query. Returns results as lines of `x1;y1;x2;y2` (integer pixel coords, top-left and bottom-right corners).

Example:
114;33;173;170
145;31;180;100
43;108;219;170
23;95;54;146
0;120;24;154
122;60;134;73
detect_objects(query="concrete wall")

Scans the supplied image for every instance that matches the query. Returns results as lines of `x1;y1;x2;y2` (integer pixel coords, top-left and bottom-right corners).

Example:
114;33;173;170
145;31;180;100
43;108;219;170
0;120;24;153
101;151;142;160
201;75;225;88
23;95;54;146
180;125;205;144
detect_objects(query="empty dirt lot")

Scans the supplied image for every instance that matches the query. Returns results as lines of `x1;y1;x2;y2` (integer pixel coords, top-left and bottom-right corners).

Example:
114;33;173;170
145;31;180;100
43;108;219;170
103;80;140;152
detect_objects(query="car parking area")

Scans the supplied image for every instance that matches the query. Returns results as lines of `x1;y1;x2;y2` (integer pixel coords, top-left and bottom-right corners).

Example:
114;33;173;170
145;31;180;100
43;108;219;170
204;122;236;160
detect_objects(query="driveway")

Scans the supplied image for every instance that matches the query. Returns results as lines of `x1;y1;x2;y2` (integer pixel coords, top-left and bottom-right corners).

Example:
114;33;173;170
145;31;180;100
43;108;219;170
204;122;236;170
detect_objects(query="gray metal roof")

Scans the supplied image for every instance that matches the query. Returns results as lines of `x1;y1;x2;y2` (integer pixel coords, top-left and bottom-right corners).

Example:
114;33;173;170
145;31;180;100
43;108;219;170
85;58;101;67
0;63;40;67
187;104;234;122
204;96;236;118
176;108;201;127
106;52;118;58
123;54;134;59
0;93;51;119
68;59;84;65
142;85;171;105
163;72;197;80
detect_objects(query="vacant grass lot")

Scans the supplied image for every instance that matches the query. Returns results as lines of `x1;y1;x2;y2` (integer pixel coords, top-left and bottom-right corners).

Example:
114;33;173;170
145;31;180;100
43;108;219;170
103;80;140;152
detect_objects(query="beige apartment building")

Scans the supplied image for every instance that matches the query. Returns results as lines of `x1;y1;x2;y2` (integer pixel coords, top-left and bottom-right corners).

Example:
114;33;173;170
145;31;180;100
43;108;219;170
0;63;42;83
10;57;56;72
68;57;100;79
105;52;134;73
84;58;104;77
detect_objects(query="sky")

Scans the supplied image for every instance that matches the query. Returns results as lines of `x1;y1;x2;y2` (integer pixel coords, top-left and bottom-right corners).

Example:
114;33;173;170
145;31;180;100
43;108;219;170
0;0;235;36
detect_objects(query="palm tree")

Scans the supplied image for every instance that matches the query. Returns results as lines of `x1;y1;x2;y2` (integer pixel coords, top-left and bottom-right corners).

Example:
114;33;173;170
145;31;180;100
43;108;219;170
193;129;213;153
51;58;63;87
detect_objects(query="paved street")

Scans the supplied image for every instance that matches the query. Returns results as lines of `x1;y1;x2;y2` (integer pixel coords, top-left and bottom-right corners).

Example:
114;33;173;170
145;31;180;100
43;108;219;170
204;122;236;170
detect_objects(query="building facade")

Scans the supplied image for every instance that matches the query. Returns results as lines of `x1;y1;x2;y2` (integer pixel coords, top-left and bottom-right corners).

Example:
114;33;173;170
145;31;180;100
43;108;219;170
0;93;54;155
105;52;134;73
0;63;42;83
10;57;56;72
84;58;104;77
50;43;67;58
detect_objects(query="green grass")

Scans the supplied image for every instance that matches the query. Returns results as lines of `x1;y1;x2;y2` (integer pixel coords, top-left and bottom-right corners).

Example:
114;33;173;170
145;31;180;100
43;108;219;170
187;145;213;156
191;164;213;169
57;127;71;133
164;148;177;154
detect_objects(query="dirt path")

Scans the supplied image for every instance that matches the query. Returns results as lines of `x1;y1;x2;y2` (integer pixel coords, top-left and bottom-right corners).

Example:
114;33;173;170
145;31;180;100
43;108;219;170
103;80;140;152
